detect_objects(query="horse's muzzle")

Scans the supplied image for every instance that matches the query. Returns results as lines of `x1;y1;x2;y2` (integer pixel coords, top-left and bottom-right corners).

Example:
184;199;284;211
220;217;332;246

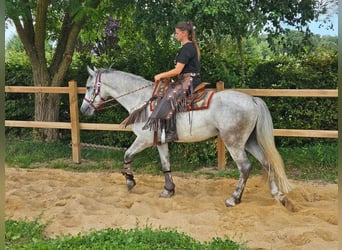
80;99;95;116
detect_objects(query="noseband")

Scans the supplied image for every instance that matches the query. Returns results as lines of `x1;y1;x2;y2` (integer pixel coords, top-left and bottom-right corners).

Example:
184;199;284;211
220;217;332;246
83;72;108;111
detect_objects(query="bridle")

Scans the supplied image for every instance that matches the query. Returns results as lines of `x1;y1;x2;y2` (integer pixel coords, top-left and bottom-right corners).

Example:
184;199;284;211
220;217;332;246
83;72;154;111
83;72;108;111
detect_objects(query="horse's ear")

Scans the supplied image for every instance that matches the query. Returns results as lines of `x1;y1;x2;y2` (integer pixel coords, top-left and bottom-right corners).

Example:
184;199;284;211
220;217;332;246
93;66;98;72
87;65;95;76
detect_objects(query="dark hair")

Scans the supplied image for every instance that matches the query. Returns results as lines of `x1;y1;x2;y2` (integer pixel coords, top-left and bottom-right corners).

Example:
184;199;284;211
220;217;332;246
176;21;200;59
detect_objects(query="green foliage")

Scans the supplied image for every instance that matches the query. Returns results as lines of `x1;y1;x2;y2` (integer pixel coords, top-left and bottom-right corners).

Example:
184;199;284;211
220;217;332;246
5;140;71;168
5;37;338;149
5;35;24;51
69;39;337;148
5;51;34;138
247;50;337;146
200;35;240;87
133;0;325;40
5;215;49;249
280;142;337;181
169;140;218;170
130;0;332;84
269;31;338;56
6;218;245;249
5;0;336;143
78;104;136;147
248;48;337;89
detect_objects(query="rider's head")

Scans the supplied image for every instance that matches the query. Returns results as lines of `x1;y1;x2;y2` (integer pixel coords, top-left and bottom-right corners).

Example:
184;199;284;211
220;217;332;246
175;21;200;59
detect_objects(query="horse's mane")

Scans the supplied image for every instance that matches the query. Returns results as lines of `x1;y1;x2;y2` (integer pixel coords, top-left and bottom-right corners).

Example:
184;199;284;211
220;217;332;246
97;68;152;126
98;68;150;83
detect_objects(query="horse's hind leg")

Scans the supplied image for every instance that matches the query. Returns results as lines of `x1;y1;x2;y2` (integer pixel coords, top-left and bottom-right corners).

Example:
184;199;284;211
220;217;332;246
157;143;175;198
122;138;153;190
245;135;286;205
225;146;252;207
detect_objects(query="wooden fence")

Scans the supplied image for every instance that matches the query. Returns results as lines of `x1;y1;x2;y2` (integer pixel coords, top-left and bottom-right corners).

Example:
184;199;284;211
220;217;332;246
5;81;338;168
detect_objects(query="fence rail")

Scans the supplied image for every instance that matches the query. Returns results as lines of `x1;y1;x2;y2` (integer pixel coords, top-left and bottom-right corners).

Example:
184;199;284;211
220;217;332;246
5;81;338;168
5;85;338;97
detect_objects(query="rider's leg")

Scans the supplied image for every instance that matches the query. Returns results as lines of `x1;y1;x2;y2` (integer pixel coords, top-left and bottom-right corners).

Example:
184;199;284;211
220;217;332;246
164;115;178;143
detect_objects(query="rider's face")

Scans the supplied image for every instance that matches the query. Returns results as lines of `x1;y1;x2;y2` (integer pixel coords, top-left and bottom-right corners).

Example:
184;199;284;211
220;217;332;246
174;28;188;43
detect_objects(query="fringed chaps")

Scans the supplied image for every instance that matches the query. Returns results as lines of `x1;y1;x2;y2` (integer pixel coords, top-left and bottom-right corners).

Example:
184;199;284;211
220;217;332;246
142;75;193;132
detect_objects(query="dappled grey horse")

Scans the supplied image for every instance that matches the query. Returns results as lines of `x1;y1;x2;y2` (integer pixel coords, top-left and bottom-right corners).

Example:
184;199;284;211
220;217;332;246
80;66;291;206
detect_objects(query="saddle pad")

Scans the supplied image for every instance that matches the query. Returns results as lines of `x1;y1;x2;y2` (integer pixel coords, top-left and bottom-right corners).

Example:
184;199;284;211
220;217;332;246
149;80;215;112
189;89;215;111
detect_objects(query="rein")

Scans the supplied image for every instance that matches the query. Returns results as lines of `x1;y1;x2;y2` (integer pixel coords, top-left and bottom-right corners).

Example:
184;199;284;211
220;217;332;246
84;72;155;111
115;82;155;100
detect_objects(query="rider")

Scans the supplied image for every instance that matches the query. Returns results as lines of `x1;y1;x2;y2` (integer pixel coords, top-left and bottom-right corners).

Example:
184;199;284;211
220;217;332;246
143;21;201;143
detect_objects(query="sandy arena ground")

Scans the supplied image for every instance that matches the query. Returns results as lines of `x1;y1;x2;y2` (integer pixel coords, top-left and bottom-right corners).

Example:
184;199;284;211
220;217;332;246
5;167;338;249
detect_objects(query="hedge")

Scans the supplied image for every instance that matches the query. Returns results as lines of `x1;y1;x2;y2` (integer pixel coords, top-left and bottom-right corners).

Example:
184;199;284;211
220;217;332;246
5;49;337;148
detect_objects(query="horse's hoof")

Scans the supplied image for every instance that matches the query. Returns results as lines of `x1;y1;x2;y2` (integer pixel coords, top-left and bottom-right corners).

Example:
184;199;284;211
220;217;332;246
280;198;286;206
279;196;287;206
126;178;136;191
273;193;287;206
225;197;238;207
160;189;175;198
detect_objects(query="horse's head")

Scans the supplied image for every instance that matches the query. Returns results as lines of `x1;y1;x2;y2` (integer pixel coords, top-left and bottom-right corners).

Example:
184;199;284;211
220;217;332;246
80;66;155;117
80;66;107;116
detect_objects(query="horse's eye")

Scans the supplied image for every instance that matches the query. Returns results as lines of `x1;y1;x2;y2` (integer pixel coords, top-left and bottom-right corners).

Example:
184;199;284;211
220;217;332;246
86;87;91;90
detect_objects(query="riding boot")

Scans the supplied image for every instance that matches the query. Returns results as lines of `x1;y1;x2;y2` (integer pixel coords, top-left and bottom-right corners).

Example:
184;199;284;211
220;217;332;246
165;124;178;143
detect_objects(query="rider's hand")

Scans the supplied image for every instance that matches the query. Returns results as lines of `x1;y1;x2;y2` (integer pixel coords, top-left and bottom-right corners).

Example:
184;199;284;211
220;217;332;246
154;74;163;82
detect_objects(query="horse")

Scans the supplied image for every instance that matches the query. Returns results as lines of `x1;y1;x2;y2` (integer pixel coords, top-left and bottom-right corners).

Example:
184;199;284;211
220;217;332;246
80;66;291;207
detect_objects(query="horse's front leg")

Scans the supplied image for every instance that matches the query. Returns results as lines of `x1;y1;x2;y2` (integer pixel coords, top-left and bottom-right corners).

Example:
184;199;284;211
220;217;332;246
122;160;136;191
157;143;175;198
121;137;152;190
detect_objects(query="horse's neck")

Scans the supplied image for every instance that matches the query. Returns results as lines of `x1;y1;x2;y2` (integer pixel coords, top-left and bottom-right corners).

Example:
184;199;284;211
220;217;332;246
104;74;153;113
119;85;153;113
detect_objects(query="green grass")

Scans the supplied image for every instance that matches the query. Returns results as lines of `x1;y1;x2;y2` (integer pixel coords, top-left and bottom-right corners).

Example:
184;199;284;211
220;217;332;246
5;139;337;181
279;143;337;181
5;140;71;168
5;218;246;250
5;216;49;249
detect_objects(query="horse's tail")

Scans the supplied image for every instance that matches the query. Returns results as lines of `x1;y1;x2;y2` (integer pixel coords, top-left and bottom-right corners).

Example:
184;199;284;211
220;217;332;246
254;97;292;193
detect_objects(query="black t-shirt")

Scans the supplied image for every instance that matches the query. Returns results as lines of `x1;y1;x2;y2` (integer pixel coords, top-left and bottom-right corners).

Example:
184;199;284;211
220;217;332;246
175;43;200;74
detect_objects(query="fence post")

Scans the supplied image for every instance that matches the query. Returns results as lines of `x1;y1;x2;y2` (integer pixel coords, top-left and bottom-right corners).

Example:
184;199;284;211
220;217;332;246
216;81;226;170
68;80;81;163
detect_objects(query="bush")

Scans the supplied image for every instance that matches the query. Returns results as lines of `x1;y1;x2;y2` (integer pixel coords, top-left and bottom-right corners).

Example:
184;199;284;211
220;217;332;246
5;51;34;138
247;52;337;146
5;39;337;149
6;218;245;249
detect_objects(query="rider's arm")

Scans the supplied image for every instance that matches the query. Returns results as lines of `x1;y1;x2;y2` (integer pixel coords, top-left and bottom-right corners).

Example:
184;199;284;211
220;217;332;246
154;62;185;82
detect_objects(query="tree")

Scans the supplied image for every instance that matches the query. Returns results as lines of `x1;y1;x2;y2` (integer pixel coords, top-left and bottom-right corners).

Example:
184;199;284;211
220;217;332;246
5;0;105;141
91;16;120;56
133;0;335;86
5;35;24;51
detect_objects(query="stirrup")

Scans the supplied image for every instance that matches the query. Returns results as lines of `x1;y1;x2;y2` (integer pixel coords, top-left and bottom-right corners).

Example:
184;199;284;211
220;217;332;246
165;132;178;143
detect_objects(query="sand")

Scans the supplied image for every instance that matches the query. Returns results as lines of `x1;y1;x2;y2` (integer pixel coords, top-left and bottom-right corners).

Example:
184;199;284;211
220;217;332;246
5;167;338;249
